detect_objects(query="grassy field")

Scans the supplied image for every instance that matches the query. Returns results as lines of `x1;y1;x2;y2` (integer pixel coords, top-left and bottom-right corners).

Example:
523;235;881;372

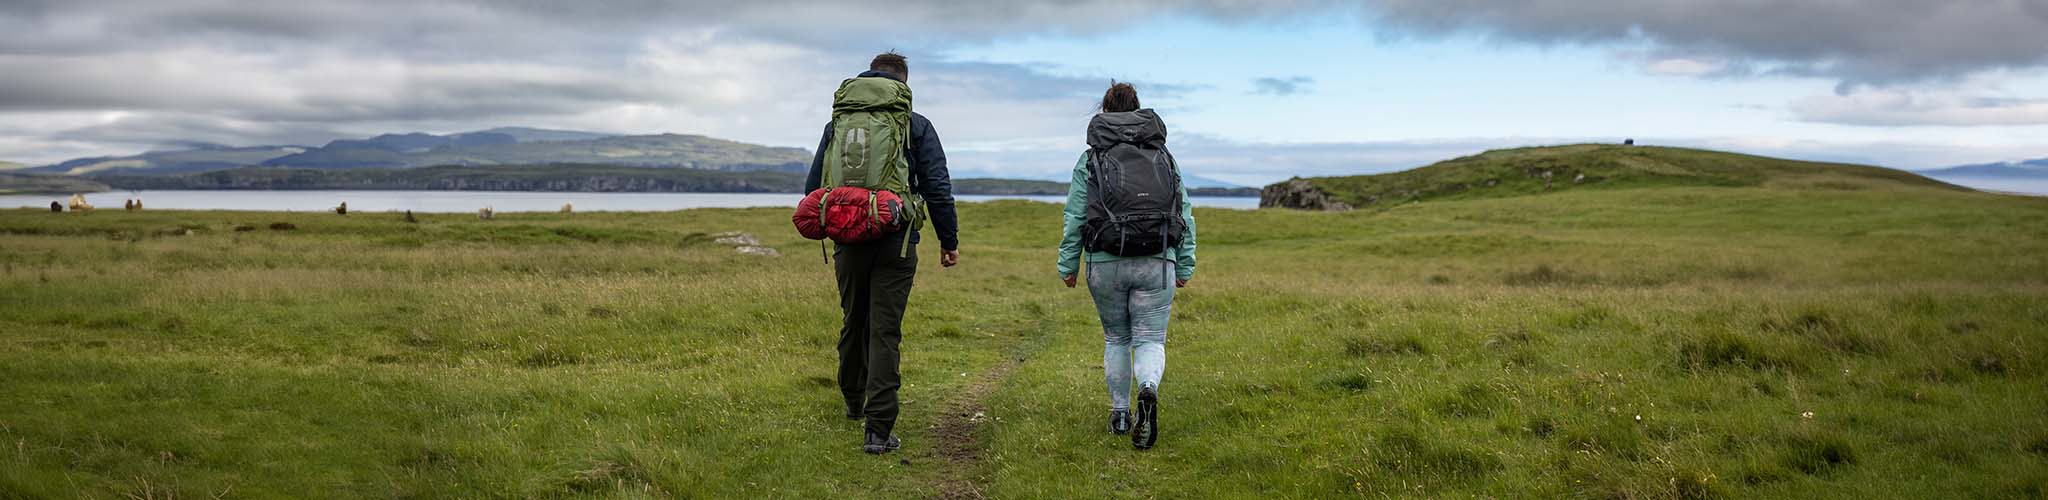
3;173;2047;497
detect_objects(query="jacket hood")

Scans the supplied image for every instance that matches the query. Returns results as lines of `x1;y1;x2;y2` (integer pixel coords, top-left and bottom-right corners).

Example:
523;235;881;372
858;70;905;83
1087;109;1167;150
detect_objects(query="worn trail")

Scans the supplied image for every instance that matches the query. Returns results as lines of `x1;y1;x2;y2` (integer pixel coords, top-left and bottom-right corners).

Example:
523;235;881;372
926;304;1057;500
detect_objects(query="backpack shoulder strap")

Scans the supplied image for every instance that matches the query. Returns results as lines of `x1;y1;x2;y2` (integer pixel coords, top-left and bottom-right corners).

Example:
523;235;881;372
903;121;918;193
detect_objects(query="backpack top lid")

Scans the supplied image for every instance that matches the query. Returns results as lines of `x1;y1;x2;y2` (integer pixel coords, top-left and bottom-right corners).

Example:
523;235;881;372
834;77;912;113
1086;109;1167;150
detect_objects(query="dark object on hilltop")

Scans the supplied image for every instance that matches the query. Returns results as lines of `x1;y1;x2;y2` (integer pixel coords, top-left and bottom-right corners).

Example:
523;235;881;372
403;210;417;223
1624;139;1635;146
233;224;256;232
124;199;135;211
50;201;62;212
334;201;347;215
268;222;297;231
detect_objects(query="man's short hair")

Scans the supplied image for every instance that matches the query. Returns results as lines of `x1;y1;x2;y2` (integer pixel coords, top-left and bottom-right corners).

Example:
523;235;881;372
870;52;909;81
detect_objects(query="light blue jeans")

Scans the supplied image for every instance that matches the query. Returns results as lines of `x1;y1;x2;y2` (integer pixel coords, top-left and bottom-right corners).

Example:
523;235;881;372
1087;258;1174;411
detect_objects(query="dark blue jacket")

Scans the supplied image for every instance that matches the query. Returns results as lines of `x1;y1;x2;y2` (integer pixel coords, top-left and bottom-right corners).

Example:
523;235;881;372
805;70;960;251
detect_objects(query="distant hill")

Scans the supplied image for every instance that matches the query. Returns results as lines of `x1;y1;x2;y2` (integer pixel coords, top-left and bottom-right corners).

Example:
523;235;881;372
467;127;615;143
263;132;809;172
96;165;802;193
953;178;1256;197
953;178;1069;195
1263;144;1967;210
1183;175;1243;188
968;172;1244;188
90;164;1260;197
27;128;810;176
28;145;314;176
1917;158;2048;179
0;172;111;194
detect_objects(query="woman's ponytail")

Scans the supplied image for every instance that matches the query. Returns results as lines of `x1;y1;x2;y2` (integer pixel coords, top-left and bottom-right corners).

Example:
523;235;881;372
1100;81;1141;113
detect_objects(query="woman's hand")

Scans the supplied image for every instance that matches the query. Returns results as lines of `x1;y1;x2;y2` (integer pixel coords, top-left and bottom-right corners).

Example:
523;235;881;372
1063;274;1077;288
1175;278;1188;288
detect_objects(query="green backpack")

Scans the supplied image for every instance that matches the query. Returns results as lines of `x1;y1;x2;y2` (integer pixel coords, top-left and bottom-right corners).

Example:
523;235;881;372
821;76;927;254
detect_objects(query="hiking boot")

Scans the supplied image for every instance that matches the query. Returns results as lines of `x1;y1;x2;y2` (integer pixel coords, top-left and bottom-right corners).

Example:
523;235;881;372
1109;409;1132;434
1133;386;1159;449
863;431;901;454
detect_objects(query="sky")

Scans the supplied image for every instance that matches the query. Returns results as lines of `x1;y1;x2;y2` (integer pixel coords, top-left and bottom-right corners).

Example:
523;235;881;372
1;0;2045;186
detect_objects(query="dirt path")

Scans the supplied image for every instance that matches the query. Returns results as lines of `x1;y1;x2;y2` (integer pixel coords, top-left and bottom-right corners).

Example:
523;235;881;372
927;305;1055;500
928;354;1021;500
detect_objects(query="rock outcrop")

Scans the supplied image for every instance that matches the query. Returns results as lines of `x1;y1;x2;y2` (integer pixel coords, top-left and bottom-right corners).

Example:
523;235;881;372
1260;178;1353;211
713;232;780;257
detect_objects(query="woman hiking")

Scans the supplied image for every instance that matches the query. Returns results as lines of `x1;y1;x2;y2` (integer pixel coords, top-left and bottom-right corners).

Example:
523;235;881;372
1058;82;1197;450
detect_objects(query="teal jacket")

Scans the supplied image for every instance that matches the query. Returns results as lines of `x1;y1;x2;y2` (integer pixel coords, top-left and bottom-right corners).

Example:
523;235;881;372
1058;152;1197;280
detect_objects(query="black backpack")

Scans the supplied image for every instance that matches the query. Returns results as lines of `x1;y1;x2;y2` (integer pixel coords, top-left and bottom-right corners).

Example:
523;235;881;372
1083;109;1185;257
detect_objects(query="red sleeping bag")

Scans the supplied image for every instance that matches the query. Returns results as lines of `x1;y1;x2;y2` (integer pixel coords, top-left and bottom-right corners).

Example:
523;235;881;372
793;186;904;245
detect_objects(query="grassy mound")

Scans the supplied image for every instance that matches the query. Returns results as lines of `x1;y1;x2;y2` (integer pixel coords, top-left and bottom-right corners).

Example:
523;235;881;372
1294;144;1965;208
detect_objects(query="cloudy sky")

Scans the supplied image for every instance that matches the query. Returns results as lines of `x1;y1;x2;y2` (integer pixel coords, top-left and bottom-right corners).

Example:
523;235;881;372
3;0;2045;185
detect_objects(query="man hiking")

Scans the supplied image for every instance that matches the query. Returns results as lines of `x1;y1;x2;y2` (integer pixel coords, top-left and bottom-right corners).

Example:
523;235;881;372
803;52;960;454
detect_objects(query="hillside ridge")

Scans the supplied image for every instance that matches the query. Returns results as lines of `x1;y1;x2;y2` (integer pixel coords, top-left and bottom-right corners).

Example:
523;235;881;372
1262;144;1968;210
26;129;808;176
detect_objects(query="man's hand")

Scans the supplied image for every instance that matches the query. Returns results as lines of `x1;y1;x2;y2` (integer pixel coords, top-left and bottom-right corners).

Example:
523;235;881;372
940;249;960;267
1063;274;1077;288
1175;278;1189;288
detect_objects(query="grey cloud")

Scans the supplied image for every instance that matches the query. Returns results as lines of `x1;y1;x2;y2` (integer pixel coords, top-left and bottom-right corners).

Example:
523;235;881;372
1250;76;1312;96
49;113;349;149
1;40;1214;160
1362;0;2048;86
0;53;681;122
0;1;1221;127
7;1;2045;85
1789;89;2048;127
0;0;1339;59
921;62;1203;104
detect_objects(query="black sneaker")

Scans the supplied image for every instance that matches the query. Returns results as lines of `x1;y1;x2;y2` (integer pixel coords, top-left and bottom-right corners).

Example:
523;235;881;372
1133;386;1158;449
863;431;900;454
845;409;862;421
1109;409;1132;434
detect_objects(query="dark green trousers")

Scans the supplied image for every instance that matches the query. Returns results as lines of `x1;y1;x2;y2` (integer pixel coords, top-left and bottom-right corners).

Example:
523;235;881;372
835;231;917;436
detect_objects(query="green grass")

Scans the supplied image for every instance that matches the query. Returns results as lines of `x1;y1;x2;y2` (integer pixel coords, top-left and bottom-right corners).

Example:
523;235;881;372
3;179;2046;498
